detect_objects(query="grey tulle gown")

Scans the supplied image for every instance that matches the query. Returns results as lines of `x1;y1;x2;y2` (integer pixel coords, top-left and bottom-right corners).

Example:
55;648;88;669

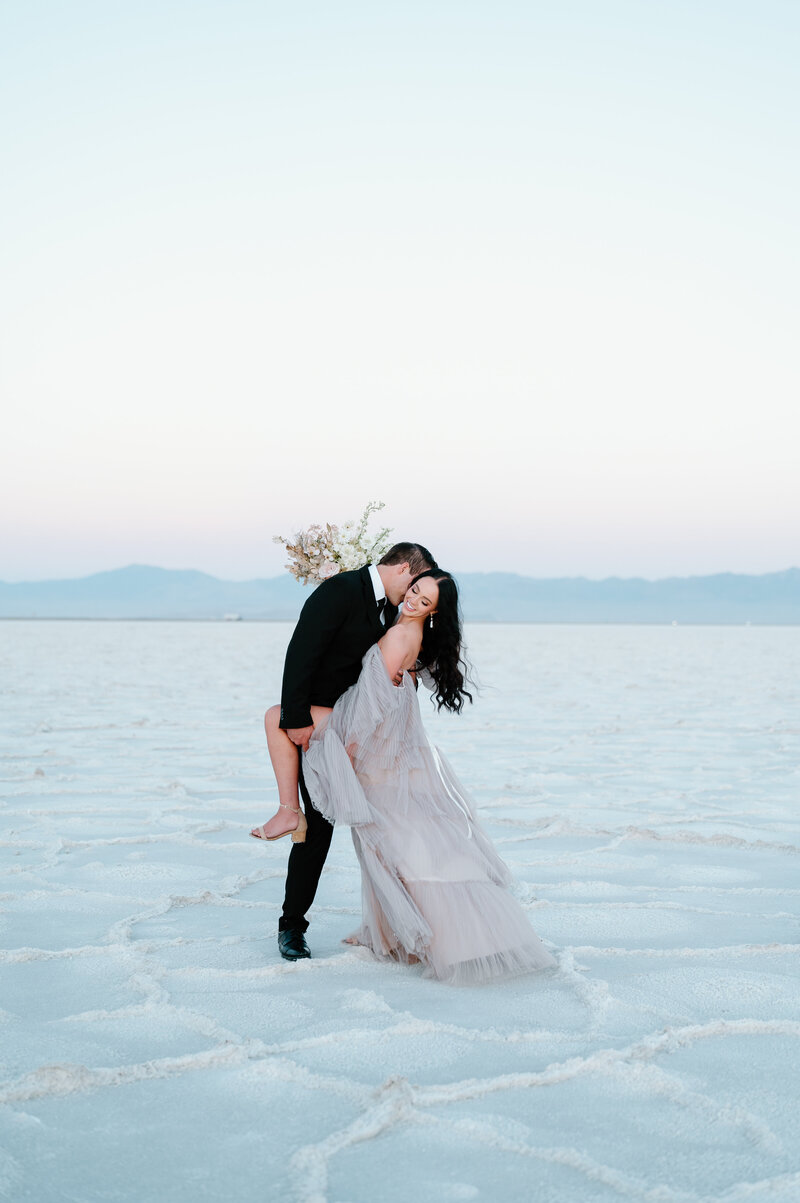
302;644;556;985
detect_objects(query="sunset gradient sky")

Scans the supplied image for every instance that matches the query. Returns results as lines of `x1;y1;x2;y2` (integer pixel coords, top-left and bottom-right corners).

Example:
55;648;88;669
2;1;798;582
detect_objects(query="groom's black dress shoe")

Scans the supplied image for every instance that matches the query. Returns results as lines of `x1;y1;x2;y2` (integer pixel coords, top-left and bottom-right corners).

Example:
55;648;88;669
278;929;311;961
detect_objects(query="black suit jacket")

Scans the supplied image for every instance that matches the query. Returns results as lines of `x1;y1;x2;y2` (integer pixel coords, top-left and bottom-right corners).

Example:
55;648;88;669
280;565;395;729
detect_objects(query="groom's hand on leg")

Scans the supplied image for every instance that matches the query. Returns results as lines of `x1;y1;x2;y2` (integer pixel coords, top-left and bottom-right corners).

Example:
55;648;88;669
286;725;315;752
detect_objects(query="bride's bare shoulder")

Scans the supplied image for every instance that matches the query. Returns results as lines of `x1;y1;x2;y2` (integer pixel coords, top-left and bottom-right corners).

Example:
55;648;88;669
380;624;418;652
378;623;420;675
382;622;411;643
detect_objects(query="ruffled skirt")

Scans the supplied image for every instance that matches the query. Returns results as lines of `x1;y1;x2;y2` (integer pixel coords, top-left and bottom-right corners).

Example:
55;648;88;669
303;644;556;985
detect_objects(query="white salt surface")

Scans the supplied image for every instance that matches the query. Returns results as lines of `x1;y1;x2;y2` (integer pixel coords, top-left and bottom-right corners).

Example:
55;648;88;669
1;620;799;1202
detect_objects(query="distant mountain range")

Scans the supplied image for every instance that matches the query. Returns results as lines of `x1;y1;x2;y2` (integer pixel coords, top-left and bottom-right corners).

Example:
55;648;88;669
1;564;798;623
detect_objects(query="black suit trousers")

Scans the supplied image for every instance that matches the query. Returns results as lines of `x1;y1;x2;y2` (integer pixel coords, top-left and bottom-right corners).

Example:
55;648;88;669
279;749;334;933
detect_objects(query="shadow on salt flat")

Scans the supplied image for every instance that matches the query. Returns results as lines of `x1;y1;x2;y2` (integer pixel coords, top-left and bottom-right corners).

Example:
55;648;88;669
153;935;278;973
130;894;287;949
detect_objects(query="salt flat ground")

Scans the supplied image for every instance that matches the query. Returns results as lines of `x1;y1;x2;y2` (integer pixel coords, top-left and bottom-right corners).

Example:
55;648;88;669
1;620;798;1203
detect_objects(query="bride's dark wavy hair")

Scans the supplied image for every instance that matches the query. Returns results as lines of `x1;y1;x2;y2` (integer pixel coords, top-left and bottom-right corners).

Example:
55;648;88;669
410;570;473;714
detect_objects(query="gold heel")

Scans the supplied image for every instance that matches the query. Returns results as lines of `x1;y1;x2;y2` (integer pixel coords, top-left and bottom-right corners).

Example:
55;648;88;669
291;809;308;844
250;802;306;842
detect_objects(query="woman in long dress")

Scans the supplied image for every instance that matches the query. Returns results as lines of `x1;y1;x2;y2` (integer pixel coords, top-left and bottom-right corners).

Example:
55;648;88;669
252;571;556;985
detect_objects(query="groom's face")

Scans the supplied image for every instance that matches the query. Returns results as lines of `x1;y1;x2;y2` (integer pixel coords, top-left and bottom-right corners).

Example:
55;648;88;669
385;563;417;606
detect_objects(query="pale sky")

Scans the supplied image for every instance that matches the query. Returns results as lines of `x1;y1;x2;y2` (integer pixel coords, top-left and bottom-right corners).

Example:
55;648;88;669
2;1;798;582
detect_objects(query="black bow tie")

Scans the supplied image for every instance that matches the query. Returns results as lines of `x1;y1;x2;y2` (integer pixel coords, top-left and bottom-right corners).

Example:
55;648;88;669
377;598;386;614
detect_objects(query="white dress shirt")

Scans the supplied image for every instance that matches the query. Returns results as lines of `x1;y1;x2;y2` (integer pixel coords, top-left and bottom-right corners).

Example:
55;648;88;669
368;563;388;623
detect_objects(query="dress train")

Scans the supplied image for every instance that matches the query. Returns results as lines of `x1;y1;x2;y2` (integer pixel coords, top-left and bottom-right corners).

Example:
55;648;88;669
303;644;556;985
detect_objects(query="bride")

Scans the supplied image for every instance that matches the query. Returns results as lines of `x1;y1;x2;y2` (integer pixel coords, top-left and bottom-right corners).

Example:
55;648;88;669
252;570;556;985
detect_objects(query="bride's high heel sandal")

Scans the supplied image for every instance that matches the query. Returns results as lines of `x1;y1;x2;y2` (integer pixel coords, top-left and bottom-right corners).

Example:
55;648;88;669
250;803;308;844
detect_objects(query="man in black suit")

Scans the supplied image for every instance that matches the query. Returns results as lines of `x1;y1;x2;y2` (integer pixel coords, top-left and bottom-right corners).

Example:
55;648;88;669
276;541;436;960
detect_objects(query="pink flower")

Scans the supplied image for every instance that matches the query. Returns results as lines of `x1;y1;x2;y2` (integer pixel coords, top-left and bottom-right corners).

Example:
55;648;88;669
319;561;340;580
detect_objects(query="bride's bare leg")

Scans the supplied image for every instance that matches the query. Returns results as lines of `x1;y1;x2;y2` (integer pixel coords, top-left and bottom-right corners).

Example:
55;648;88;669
250;706;300;839
251;704;331;840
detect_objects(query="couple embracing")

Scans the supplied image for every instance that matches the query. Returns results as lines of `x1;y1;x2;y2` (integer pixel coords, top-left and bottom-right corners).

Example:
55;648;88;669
251;541;555;985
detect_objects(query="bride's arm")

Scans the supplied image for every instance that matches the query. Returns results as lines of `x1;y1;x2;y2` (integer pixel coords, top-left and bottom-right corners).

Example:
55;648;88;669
378;626;417;686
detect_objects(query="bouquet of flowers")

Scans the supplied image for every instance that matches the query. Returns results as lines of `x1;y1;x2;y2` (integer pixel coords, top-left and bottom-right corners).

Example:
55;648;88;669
273;501;393;586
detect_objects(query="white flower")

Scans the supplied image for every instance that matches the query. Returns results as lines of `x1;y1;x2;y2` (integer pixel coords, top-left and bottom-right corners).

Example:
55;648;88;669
273;502;393;586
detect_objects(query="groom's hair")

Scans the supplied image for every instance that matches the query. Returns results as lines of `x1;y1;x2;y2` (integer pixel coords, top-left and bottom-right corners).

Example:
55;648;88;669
379;542;437;576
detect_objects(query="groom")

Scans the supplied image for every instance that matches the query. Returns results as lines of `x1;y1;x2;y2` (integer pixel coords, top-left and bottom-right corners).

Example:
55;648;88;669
277;541;437;960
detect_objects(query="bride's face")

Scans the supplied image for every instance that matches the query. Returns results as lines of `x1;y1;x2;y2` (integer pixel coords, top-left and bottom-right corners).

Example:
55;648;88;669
400;577;439;621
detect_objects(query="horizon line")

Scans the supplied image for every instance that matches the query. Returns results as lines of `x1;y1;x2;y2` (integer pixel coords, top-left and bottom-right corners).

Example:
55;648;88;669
2;562;799;587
